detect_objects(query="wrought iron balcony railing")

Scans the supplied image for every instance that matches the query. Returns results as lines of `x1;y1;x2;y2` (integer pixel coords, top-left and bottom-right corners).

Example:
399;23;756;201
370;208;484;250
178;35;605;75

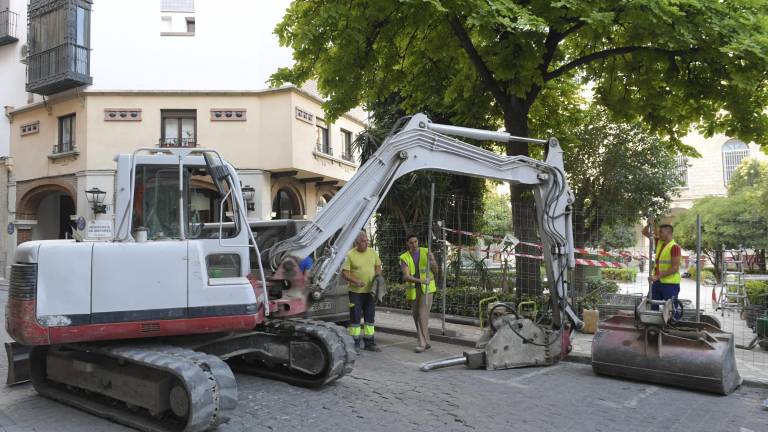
159;137;197;148
0;10;19;46
341;152;355;163
26;42;92;94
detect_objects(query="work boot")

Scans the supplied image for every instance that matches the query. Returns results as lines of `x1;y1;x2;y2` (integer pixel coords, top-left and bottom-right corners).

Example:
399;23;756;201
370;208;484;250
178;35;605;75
363;338;381;352
353;338;362;353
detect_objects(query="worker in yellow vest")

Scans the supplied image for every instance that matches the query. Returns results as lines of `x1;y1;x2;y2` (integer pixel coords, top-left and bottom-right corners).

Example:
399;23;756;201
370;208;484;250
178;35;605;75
642;222;682;319
342;231;383;352
400;234;438;353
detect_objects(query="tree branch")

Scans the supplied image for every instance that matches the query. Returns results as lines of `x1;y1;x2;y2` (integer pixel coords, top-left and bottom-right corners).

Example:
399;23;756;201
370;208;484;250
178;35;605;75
448;15;509;109
526;27;563;105
544;46;698;82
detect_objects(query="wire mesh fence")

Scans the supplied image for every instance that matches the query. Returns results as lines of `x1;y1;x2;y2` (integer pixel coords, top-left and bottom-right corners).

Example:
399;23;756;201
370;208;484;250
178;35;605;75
372;192;768;378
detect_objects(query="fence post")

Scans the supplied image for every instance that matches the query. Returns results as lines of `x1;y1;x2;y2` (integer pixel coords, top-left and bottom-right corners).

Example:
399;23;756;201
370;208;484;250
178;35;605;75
440;222;447;335
696;214;701;322
426;183;435;331
648;219;655;297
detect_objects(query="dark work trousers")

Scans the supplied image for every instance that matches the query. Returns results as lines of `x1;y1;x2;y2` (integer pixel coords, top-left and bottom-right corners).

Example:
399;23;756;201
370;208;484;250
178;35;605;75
651;280;682;320
348;291;376;341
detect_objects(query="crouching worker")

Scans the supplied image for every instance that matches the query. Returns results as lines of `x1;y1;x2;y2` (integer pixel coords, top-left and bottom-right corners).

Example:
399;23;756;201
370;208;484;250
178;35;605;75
342;231;383;352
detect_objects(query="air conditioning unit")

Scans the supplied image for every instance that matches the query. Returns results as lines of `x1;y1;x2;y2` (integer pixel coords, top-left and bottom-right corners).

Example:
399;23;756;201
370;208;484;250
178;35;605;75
19;44;27;64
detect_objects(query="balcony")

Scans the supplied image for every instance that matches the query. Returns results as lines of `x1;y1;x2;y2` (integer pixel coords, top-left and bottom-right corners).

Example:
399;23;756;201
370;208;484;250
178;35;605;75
159;138;197;148
341;152;355;163
48;144;79;160
26;0;92;95
316;143;333;157
26;42;92;95
0;10;19;46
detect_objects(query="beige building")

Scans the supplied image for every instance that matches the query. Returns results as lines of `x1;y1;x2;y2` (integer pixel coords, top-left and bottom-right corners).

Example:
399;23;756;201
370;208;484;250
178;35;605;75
6;87;364;248
0;0;367;276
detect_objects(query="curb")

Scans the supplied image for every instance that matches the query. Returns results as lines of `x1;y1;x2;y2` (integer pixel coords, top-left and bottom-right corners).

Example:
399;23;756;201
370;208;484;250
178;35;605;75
377;325;768;390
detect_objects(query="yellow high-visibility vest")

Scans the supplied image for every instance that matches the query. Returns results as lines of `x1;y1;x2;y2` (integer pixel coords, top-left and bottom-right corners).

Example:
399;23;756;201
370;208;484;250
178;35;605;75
400;247;437;300
655;239;681;284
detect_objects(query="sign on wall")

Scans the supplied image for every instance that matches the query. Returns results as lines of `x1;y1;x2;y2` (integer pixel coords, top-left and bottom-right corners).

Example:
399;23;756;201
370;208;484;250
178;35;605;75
86;220;114;239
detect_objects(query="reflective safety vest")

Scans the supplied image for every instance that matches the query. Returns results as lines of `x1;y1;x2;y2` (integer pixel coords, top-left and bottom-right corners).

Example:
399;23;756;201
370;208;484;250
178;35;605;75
400;247;437;300
655;239;681;284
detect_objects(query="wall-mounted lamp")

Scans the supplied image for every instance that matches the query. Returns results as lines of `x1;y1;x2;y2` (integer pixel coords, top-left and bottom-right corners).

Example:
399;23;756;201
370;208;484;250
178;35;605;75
241;185;255;211
85;187;107;214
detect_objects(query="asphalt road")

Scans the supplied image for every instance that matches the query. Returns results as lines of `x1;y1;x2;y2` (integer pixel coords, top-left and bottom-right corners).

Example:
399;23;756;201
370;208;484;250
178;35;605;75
0;286;765;432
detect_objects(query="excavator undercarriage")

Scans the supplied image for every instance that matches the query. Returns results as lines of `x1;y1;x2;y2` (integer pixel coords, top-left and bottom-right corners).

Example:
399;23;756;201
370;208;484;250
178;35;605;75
22;318;355;432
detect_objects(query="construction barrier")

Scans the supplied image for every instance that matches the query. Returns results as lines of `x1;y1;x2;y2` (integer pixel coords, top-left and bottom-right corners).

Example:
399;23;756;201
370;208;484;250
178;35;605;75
444;227;636;268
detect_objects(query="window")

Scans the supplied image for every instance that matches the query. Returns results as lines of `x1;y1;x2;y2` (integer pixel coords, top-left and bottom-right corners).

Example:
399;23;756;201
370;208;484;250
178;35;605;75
56;114;75;153
161;110;196;147
161;0;194;12
185;17;195;33
132;164;239;240
316;119;331;155
674;155;688;187
722;139;749;186
161;16;172;32
207;254;241;279
341;129;353;162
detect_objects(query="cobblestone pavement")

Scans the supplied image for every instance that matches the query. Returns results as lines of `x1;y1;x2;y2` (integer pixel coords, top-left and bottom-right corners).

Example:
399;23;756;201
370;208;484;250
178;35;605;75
0;288;766;432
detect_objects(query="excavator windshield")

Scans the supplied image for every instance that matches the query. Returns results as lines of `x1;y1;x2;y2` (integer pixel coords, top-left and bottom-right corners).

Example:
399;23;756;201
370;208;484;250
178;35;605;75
131;163;239;240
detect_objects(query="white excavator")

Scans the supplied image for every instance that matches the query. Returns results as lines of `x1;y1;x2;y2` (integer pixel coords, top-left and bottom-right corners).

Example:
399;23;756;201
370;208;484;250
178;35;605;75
5;114;582;431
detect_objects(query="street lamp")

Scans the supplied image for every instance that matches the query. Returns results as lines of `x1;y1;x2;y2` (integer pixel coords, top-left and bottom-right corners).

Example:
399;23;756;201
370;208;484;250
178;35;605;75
241;185;255;211
85;187;107;214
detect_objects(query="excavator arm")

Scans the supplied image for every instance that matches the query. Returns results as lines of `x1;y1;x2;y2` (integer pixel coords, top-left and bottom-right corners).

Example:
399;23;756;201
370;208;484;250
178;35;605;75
271;113;582;329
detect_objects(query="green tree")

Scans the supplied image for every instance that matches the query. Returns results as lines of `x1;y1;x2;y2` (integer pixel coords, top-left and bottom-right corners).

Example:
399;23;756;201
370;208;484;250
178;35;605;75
675;159;768;275
478;187;512;239
567;106;682;247
272;0;768;149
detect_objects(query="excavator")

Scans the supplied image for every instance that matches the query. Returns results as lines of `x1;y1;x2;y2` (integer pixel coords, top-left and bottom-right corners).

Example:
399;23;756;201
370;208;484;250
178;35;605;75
0;113;731;432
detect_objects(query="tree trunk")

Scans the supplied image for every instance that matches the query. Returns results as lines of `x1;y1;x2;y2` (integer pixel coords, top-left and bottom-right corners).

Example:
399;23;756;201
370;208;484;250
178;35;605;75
504;104;543;300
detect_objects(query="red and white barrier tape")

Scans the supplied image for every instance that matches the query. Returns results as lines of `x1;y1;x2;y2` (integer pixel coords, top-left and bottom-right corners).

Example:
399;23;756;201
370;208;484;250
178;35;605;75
443;226;645;261
453;245;628;268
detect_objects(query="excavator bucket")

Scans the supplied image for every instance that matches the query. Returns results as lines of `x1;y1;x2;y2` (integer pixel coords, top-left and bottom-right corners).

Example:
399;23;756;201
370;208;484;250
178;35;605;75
592;312;742;395
5;342;31;386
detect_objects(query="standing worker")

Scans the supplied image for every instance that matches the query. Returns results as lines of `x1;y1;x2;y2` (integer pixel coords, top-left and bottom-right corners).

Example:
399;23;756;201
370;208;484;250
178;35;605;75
642;222;682;319
400;234;438;353
341;231;383;352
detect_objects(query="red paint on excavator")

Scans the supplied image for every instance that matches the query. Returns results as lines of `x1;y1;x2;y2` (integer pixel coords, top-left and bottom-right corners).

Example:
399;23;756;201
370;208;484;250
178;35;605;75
5;298;50;346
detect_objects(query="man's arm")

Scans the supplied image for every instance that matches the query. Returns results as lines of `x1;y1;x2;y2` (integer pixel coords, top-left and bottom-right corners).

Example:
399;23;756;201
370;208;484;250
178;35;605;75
375;264;382;276
341;269;365;287
400;260;425;284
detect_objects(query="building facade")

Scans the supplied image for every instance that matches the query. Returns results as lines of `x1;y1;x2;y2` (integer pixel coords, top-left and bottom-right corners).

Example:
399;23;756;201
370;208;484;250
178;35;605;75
0;0;365;276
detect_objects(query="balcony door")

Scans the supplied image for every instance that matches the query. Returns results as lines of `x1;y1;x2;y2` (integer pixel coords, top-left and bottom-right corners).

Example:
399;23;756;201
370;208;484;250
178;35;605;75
161;109;196;147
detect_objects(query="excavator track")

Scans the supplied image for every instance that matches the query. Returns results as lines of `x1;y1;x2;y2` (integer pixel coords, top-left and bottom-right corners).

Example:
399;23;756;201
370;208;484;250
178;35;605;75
29;343;237;432
193;319;356;388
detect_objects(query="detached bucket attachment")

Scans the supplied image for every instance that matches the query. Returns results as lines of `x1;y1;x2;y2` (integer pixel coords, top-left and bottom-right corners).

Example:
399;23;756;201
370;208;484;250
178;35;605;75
592;312;742;395
5;342;31;385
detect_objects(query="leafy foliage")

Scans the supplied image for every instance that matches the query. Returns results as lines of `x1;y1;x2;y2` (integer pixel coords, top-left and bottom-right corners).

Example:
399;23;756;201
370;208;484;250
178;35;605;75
273;0;768;147
568;106;682;246
675;159;768;273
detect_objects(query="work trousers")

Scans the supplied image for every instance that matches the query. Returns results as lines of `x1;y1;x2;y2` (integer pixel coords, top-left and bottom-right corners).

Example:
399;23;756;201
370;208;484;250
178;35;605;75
651;281;682;320
349;292;376;341
411;288;433;348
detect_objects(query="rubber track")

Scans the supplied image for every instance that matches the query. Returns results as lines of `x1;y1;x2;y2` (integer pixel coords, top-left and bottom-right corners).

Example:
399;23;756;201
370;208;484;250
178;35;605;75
233;319;356;387
30;344;236;432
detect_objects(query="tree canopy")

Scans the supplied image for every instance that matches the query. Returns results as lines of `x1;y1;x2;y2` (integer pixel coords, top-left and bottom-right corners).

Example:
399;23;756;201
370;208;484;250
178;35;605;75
272;0;768;153
566;105;682;246
675;158;768;271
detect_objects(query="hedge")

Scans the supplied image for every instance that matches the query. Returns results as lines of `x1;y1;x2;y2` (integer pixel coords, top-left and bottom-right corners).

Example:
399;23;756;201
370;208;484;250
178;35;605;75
686;265;716;283
601;268;638;282
745;280;768;306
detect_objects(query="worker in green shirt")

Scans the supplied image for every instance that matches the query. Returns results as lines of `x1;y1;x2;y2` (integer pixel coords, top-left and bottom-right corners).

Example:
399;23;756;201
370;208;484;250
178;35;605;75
341;231;383;352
